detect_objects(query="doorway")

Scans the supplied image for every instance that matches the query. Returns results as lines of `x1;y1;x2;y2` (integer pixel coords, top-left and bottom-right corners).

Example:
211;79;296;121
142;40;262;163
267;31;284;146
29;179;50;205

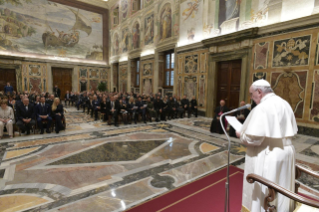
52;68;72;99
0;69;16;93
216;59;241;110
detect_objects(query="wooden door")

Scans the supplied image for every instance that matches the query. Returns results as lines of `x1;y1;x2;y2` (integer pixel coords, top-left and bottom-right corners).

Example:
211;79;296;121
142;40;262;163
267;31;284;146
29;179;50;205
216;60;241;110
0;69;16;93
52;68;72;99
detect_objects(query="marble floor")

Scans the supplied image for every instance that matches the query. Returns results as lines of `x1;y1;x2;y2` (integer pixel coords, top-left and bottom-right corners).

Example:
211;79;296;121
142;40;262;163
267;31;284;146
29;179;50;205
0;109;319;211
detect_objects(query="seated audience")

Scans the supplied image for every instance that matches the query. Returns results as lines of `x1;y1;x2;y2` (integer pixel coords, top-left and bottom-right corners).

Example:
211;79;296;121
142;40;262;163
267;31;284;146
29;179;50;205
210;100;229;134
36;96;52;134
51;98;64;134
16;98;36;135
0;99;15;139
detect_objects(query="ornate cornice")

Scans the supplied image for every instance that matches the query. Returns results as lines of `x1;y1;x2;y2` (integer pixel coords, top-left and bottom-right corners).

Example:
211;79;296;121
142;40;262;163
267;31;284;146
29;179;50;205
202;28;259;47
75;0;108;9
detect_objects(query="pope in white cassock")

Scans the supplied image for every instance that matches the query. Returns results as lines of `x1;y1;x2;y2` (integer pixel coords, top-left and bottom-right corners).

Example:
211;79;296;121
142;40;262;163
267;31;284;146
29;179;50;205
237;79;298;212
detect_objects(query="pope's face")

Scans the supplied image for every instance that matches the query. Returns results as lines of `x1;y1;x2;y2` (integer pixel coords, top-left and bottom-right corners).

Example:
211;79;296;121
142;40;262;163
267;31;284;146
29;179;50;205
249;86;262;105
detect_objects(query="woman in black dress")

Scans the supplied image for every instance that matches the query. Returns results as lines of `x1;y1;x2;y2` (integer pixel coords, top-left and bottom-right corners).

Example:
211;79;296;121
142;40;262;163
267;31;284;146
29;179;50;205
51;98;65;134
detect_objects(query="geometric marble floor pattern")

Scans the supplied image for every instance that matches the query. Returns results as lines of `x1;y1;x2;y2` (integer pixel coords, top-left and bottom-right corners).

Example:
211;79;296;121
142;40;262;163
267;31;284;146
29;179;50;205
0;111;319;211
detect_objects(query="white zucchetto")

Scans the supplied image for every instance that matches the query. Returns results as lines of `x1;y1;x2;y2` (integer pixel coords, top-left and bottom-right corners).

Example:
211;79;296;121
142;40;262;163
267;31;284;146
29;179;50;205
252;79;271;87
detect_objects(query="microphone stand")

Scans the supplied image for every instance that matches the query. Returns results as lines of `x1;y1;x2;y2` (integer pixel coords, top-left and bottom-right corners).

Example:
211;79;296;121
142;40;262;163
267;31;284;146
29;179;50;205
220;109;235;212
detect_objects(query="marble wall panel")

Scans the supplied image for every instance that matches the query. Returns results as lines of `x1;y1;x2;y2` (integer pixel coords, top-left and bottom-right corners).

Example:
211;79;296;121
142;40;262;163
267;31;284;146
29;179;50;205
141;59;154;95
143;63;152;77
89;80;99;91
252;72;267;81
177;76;182;98
143;78;153;95
254;42;269;69
176;49;208;109
21;62;48;92
89;68;99;79
184;54;198;74
78;67;109;92
199;52;207;73
184;75;197;100
272;35;311;68
271;70;308;119
29;78;42;93
310;70;319;122
198;75;205;107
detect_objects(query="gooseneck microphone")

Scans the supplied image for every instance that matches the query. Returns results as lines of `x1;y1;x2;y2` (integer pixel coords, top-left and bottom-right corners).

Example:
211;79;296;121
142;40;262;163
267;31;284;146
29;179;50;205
227;104;251;113
220;103;251;212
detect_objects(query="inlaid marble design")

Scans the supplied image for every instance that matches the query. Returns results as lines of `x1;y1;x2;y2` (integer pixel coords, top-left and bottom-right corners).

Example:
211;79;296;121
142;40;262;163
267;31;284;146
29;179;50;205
4;147;40;159
170;117;211;132
200;143;219;154
159;151;243;187
64;111;96;126
51;177;166;212
0;194;51;212
1;111;319;212
49;140;167;165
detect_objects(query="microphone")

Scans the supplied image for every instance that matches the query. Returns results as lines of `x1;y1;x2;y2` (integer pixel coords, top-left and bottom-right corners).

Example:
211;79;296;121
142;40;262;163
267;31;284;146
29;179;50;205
219;103;250;212
228;104;251;113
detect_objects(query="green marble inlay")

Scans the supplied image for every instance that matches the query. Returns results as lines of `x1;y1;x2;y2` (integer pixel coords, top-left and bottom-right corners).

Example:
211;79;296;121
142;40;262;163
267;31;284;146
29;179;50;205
48;140;167;165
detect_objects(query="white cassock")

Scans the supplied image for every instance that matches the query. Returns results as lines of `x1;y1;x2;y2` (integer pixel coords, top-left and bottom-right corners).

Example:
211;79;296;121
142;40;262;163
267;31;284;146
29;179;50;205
240;93;298;212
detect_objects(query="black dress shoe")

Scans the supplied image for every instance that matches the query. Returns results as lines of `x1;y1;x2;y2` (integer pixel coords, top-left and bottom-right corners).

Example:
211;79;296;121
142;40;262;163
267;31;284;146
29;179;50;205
56;131;59;134
26;131;30;135
40;131;44;134
46;130;51;134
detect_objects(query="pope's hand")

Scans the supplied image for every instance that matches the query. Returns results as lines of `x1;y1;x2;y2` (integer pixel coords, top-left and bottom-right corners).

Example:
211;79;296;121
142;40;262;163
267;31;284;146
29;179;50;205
236;131;241;138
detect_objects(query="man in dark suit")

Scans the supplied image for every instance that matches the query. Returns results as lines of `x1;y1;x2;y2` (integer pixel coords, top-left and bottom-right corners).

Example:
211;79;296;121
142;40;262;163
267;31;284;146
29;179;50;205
108;96;120;126
4;82;13;95
53;85;61;98
36;96;52;134
86;95;93;115
46;94;55;106
190;96;198;117
64;90;71;106
181;95;191;118
154;96;164;122
210;99;229;134
16;98;36;135
136;97;147;123
92;94;100;121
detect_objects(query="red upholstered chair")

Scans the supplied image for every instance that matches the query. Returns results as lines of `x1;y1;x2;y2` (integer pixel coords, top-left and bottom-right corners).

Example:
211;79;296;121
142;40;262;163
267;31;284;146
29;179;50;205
246;164;319;212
